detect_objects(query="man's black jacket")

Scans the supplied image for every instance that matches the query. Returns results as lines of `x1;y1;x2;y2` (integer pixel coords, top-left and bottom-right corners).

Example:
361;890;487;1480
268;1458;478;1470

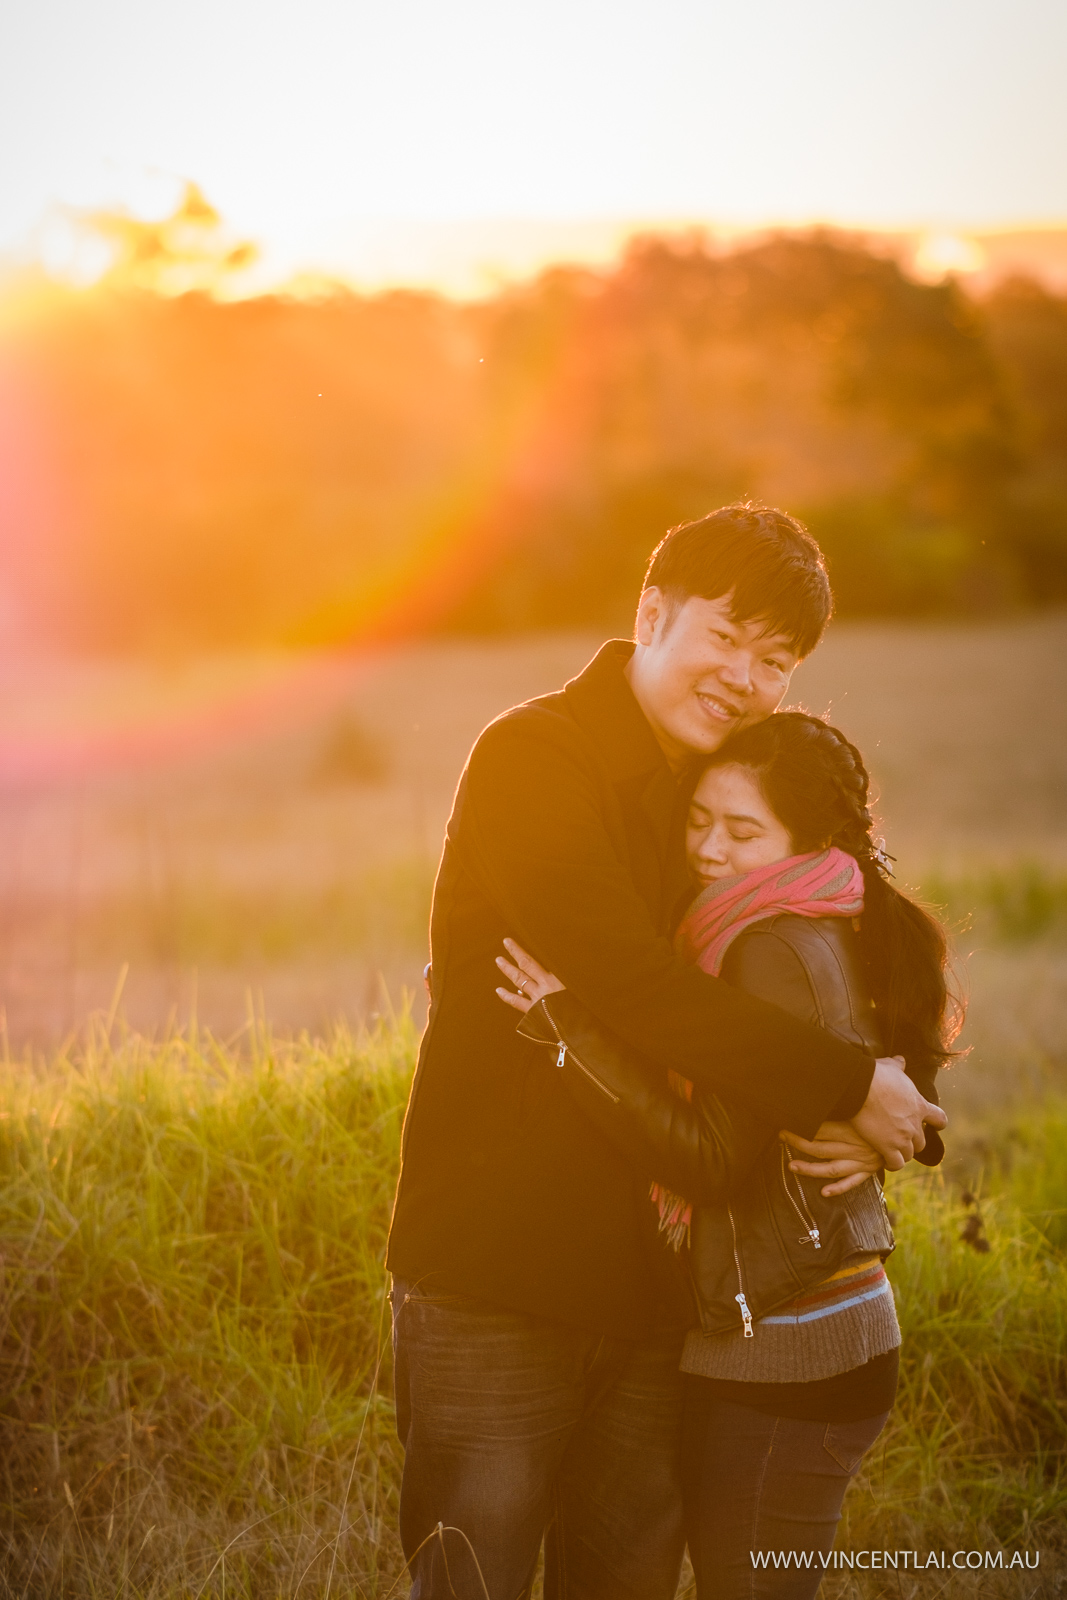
387;641;876;1340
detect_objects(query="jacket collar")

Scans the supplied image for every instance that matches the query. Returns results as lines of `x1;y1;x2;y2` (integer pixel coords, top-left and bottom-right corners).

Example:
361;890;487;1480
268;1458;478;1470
563;640;693;847
564;641;699;923
562;640;668;784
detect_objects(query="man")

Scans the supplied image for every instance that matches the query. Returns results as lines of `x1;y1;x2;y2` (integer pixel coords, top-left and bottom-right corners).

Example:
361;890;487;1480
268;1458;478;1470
387;503;944;1599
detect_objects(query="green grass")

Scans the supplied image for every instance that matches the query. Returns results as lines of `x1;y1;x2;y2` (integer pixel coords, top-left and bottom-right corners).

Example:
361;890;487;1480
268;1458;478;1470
0;1020;1065;1597
829;1163;1067;1595
0;1014;413;1597
923;862;1067;946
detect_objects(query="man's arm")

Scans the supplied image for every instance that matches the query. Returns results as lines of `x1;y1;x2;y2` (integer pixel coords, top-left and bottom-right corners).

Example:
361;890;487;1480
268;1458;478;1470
461;710;872;1140
517;991;775;1204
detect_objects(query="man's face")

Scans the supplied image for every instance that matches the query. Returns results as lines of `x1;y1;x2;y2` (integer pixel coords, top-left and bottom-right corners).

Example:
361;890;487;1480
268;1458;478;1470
625;590;799;769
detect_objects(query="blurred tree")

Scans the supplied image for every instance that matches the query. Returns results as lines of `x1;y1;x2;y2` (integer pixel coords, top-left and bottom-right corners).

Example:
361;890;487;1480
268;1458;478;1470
0;222;1061;651
452;233;1020;626
4;284;484;649
74;181;258;297
310;712;389;785
983;277;1067;601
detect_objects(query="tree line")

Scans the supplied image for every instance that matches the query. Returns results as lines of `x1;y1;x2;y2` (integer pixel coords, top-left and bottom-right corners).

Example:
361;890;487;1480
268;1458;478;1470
2;225;1065;651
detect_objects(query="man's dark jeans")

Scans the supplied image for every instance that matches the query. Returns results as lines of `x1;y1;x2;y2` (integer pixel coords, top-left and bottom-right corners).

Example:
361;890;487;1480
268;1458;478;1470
391;1279;686;1600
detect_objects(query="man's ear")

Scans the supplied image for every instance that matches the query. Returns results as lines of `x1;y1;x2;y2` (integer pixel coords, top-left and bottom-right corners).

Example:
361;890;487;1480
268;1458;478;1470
634;586;673;647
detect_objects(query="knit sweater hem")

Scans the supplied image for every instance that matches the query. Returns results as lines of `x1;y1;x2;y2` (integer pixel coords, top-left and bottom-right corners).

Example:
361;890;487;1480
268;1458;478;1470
680;1283;901;1384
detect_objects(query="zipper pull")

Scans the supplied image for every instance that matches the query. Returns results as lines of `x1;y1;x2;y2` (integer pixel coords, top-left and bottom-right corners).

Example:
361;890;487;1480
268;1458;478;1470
801;1227;822;1249
735;1292;754;1338
556;1042;567;1070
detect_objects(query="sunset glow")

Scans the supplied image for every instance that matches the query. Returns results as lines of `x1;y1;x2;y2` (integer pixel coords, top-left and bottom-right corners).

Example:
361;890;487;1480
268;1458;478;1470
2;0;1066;295
1;0;1065;785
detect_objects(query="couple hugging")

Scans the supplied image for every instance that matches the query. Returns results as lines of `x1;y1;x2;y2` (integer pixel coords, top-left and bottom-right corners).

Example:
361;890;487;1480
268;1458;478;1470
387;503;954;1600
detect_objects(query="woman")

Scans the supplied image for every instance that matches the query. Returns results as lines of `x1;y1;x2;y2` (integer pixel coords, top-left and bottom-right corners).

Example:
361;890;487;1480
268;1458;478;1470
495;712;958;1598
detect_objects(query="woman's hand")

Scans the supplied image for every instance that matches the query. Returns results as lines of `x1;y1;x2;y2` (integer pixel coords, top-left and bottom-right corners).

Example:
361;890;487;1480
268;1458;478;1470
779;1121;883;1197
495;938;565;1014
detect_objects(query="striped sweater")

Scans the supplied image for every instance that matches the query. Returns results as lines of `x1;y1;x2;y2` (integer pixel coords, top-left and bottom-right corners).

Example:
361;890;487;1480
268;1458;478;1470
681;1254;901;1385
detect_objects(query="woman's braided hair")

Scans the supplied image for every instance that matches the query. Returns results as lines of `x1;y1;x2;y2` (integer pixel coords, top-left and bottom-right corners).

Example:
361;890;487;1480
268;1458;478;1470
706;712;961;1074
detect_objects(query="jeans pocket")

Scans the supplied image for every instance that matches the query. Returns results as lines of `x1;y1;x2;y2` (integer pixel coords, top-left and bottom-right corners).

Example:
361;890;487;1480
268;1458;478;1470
822;1412;889;1475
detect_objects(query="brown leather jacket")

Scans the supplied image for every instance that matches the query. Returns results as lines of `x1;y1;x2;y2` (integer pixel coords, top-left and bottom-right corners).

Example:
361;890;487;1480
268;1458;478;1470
518;913;943;1338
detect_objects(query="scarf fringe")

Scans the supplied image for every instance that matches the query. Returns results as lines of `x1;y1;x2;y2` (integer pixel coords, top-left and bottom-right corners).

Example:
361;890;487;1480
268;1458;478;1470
650;1181;691;1252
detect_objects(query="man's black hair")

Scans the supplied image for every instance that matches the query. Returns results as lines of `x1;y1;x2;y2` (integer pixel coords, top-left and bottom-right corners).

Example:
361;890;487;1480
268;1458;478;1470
642;500;832;659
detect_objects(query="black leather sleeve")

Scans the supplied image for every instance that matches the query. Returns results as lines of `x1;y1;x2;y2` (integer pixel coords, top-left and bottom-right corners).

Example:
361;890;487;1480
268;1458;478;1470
719;931;823;1029
518;991;776;1204
902;1073;944;1166
723;921;944;1168
518;915;943;1196
515;931;829;1206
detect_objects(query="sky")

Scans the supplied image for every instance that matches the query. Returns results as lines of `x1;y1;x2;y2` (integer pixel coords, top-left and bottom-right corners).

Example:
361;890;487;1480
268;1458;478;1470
2;0;1066;291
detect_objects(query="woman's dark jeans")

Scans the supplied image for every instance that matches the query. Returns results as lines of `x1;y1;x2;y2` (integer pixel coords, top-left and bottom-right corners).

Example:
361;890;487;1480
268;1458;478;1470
391;1279;686;1600
682;1383;889;1599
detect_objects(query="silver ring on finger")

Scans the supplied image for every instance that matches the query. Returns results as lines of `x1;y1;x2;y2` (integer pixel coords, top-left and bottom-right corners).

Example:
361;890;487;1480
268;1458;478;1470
518;978;529;995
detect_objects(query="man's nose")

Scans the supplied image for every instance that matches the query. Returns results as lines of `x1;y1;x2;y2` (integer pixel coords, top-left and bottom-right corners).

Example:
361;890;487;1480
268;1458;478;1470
717;654;754;692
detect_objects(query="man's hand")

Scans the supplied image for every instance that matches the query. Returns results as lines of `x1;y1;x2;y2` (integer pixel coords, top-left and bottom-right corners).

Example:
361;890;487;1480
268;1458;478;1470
852;1056;947;1170
779;1122;883;1197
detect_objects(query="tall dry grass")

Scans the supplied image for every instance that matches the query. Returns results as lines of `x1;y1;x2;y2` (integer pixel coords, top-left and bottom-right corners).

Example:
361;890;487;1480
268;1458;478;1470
829;1148;1067;1596
0;1013;412;1597
0;1015;1064;1596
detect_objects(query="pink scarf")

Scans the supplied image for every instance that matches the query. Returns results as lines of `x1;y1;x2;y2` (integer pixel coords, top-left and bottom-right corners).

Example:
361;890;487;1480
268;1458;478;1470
651;847;865;1248
677;847;864;979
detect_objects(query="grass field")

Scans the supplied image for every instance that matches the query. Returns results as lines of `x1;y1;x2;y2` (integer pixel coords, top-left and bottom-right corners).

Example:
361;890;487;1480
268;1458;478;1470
0;1017;1064;1599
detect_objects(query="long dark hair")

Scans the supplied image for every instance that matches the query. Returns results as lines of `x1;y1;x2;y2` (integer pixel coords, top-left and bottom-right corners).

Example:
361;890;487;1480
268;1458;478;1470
707;712;962;1075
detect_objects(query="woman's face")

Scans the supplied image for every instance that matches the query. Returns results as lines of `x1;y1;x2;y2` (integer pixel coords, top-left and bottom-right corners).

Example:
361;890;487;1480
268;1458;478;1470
685;763;795;886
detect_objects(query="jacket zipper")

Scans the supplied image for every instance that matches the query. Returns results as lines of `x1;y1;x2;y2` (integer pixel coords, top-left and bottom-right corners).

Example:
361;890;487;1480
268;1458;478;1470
544;1013;620;1104
727;1204;754;1337
779;1144;822;1249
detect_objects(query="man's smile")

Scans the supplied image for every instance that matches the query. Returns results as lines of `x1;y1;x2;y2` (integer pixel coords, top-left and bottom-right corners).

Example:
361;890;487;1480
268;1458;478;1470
694;690;744;725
